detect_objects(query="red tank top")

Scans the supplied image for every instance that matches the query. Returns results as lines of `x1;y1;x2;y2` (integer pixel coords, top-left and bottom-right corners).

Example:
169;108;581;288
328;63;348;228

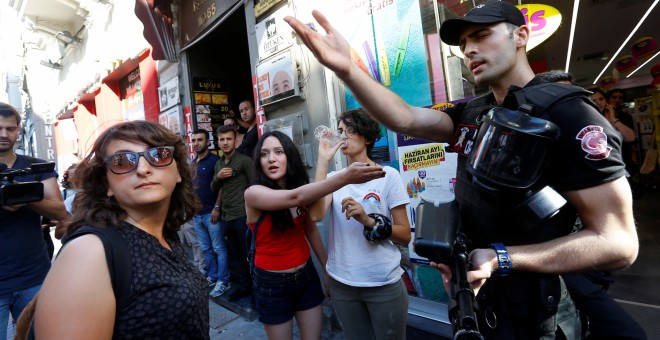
248;213;310;270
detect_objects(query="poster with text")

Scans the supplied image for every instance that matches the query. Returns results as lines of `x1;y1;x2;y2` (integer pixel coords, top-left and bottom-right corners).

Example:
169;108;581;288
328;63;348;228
255;6;294;61
397;134;456;302
397;134;457;265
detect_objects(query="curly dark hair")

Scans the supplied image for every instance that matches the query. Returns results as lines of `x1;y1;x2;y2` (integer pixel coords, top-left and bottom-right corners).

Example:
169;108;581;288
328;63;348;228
67;120;200;237
252;131;309;233
337;108;382;154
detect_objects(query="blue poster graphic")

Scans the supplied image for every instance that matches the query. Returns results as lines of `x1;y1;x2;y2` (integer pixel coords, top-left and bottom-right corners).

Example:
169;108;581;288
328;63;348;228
340;0;432;110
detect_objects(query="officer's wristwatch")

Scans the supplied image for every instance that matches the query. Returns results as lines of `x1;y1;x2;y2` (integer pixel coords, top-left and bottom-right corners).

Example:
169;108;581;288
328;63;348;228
213;206;220;212
489;243;512;276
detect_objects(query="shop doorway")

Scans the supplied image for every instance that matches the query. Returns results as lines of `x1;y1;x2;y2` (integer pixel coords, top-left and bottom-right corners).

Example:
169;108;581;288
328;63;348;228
187;6;253;149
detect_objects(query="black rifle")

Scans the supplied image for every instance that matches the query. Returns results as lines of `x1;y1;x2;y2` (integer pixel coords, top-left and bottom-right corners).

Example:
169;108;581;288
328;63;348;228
413;199;483;339
447;232;483;339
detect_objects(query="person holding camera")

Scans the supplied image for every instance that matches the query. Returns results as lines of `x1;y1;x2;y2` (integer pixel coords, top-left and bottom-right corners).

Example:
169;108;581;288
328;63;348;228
0;102;68;340
211;125;254;300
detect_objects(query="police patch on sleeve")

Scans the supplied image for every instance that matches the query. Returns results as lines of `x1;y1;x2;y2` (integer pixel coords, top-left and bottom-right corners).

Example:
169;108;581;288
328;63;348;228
447;124;479;157
576;125;612;160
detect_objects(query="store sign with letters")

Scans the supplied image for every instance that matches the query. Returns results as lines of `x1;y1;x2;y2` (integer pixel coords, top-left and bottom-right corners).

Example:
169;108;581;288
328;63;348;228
256;6;294;61
449;4;561;57
254;0;286;19
517;4;562;51
180;0;240;48
158;77;180;111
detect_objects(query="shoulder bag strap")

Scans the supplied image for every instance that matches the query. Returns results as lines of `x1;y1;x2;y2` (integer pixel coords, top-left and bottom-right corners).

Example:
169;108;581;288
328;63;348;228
249;212;267;272
65;226;132;334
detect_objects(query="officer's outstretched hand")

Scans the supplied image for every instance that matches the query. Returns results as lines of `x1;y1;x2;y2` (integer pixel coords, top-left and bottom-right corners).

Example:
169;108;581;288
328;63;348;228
284;11;353;79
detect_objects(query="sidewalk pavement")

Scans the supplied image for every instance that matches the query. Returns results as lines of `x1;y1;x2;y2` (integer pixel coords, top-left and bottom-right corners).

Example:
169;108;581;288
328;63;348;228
208;295;347;340
5;299;342;340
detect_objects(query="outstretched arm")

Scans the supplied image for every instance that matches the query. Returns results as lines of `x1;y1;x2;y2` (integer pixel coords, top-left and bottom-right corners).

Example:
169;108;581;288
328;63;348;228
245;162;385;217
284;11;454;143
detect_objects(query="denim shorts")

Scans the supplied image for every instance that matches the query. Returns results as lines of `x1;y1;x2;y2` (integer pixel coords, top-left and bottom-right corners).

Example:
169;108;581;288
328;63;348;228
252;259;324;324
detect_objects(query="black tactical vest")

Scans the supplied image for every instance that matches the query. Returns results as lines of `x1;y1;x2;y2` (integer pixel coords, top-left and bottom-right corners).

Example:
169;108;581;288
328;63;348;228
448;82;594;249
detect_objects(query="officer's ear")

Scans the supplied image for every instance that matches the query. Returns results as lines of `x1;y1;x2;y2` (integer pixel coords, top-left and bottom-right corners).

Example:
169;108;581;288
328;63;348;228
515;25;530;49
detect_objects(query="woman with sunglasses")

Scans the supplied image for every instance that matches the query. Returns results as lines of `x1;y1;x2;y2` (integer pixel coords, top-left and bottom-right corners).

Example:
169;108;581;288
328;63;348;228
32;121;208;339
309;109;411;340
244;131;386;340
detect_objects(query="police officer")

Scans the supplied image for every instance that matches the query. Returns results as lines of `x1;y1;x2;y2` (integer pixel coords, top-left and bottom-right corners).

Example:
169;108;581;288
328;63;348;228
285;1;638;338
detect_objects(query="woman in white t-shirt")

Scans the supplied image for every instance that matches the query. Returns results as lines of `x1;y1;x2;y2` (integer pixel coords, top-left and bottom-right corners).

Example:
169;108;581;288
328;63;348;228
310;109;411;340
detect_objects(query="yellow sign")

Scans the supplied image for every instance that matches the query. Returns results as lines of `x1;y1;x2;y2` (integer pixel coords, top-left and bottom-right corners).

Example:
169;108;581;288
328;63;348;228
402;145;445;171
449;4;562;57
516;4;562;51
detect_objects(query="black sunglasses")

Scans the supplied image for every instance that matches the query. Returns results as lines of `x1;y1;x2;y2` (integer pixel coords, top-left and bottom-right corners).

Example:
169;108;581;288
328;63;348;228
104;146;175;174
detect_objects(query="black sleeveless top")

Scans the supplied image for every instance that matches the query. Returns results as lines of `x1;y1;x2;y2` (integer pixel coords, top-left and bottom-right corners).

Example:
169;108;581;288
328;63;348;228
114;222;209;339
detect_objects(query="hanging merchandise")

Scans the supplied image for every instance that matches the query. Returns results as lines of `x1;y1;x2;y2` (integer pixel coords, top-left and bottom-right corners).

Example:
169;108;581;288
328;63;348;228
640;127;657;174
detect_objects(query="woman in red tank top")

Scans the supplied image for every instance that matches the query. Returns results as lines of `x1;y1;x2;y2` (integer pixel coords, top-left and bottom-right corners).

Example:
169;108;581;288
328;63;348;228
244;131;385;340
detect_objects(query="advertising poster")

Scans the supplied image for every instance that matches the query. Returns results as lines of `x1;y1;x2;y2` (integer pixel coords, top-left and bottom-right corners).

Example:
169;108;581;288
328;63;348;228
158;111;169;128
256;51;297;106
255;6;294;61
158;76;180;111
165;106;181;135
120;69;145;121
327;0;431;110
397;134;457;302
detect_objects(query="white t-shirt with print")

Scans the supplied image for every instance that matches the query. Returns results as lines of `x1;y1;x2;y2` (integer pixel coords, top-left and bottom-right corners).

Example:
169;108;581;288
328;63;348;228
326;166;410;287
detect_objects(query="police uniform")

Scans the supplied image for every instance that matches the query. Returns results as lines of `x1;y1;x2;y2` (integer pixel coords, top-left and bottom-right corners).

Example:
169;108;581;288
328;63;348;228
444;76;626;338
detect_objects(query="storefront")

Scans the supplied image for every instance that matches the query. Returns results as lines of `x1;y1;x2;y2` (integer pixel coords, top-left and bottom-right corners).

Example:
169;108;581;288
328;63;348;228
163;0;255;155
52;48;160;163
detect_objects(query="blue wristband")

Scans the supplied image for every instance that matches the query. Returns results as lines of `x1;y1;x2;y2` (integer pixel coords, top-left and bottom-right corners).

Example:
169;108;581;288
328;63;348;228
490;243;512;276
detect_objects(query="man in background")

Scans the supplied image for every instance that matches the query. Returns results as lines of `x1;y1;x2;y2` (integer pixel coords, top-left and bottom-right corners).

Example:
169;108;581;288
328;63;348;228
190;129;230;297
0;102;68;339
236;100;258;159
212;125;254;301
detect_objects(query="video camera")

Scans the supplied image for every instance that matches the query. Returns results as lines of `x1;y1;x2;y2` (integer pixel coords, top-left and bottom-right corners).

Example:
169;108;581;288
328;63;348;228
0;161;56;206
